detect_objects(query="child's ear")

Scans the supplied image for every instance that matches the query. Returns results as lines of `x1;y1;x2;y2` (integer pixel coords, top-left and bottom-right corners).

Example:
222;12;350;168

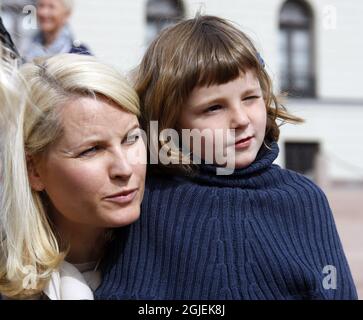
26;155;45;192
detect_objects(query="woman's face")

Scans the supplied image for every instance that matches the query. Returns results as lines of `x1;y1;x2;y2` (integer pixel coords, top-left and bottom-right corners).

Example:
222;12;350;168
179;69;267;169
30;96;146;229
37;0;70;35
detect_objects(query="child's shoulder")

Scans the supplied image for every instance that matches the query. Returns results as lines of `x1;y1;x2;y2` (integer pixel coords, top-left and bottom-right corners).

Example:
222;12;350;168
272;164;329;203
145;170;193;189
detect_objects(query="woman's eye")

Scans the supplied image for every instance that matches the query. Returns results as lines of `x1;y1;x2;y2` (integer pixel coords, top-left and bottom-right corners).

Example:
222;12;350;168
124;133;141;145
78;146;99;157
204;105;223;113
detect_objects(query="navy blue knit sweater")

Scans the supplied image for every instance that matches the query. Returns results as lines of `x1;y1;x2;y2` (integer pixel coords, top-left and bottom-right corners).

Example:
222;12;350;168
95;142;357;300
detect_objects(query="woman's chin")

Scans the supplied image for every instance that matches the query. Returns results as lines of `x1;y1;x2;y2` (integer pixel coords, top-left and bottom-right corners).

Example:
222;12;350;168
104;207;141;228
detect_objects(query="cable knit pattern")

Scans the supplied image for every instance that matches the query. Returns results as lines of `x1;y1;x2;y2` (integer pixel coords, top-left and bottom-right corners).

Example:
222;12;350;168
95;142;357;300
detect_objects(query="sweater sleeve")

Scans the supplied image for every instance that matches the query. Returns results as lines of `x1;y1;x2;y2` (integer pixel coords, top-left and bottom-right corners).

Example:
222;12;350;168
289;173;358;299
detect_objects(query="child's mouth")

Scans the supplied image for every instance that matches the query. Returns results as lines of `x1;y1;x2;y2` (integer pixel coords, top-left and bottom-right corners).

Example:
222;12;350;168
235;136;253;149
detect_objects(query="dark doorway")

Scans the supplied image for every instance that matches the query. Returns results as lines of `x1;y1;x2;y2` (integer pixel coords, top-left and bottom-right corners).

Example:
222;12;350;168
285;141;320;178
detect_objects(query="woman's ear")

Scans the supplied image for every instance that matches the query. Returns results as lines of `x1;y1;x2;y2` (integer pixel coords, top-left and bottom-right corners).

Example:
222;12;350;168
26;154;45;192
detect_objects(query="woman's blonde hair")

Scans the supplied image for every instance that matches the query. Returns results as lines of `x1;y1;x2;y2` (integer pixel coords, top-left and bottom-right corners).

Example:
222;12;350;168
0;53;139;299
134;15;303;173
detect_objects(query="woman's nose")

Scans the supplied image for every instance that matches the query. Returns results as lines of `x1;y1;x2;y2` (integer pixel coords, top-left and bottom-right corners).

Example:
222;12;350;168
109;149;133;180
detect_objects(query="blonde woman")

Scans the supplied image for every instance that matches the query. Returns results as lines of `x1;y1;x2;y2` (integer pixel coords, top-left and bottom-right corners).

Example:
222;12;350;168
0;52;146;299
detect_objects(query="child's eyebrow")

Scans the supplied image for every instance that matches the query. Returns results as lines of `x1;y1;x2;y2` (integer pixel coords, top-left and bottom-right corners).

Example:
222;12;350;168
241;87;262;96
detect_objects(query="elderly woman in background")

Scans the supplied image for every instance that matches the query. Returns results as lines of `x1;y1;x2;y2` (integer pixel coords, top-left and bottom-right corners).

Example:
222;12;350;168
0;52;146;299
24;0;90;62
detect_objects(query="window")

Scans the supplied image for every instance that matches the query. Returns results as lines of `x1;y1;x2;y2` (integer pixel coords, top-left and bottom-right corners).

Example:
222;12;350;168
146;0;184;45
279;0;315;97
285;142;320;180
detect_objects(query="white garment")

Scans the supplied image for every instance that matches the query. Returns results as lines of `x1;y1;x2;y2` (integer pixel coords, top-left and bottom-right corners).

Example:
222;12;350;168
43;261;101;300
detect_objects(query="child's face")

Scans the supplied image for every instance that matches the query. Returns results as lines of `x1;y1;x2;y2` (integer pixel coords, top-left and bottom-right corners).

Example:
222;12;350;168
179;69;267;169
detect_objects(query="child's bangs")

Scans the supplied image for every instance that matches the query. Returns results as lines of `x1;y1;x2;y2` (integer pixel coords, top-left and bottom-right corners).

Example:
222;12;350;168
192;30;260;88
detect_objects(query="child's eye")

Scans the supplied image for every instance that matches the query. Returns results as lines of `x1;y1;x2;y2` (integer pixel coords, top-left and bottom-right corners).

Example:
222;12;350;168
243;95;260;101
204;105;223;113
78;146;100;157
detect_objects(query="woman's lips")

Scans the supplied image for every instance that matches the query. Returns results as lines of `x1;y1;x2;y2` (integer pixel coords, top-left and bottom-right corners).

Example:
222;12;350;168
104;189;138;205
235;136;253;149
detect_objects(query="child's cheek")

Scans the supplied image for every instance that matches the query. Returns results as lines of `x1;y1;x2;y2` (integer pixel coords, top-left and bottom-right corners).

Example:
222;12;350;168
256;102;268;136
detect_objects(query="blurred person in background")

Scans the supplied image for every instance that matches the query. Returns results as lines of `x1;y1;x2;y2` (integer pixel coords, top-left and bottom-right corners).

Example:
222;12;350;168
24;0;91;62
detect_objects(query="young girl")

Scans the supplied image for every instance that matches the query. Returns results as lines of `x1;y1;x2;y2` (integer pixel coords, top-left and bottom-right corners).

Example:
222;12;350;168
0;52;146;299
96;15;357;300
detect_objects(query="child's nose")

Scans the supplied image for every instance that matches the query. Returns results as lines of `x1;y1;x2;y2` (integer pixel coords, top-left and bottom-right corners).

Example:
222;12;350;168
229;105;250;129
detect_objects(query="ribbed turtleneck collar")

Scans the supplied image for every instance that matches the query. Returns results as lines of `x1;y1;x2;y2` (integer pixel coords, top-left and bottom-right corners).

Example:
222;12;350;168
192;141;279;187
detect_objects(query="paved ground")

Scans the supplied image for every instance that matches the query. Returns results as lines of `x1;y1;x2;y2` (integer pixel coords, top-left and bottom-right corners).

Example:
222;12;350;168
325;187;363;299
